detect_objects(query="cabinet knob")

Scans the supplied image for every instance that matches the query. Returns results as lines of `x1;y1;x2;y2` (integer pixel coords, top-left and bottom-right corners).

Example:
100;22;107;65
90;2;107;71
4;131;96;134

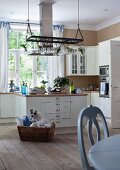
56;103;60;106
56;97;60;100
56;120;60;123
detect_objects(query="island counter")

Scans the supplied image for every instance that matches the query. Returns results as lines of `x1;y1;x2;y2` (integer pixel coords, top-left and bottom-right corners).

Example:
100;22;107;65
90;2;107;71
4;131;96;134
0;93;88;131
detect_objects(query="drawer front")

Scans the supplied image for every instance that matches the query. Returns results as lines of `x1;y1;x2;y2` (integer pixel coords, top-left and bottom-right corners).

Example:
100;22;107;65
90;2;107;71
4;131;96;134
47;118;71;127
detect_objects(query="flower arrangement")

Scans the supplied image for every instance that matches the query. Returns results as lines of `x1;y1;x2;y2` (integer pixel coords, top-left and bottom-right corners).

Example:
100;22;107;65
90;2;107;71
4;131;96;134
54;76;70;88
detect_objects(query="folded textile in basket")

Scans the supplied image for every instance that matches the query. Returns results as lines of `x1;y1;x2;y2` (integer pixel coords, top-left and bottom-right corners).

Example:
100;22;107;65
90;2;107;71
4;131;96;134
16;109;51;128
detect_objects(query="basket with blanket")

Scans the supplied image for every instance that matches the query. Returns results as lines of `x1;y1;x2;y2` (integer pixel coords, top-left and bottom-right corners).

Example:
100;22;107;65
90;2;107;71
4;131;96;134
16;110;55;142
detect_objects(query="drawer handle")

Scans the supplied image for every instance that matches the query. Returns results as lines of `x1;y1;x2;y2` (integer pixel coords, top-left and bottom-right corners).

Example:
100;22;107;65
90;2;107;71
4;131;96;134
56;120;60;123
56;103;60;106
56;115;60;117
56;97;60;100
56;109;60;111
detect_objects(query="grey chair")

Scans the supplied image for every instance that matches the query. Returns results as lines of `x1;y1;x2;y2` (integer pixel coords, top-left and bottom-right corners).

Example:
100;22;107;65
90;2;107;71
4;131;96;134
77;105;109;170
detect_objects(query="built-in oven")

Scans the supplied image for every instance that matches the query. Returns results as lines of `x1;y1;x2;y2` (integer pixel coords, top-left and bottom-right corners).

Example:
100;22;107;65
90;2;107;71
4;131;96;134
99;76;109;97
99;65;109;76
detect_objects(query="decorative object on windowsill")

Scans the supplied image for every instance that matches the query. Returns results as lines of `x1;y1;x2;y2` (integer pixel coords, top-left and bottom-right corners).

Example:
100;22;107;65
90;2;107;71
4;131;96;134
53;76;70;94
25;0;84;56
9;80;15;92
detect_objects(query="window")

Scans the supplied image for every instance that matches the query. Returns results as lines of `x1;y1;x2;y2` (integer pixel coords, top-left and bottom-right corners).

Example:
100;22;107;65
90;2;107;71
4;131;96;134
8;29;48;90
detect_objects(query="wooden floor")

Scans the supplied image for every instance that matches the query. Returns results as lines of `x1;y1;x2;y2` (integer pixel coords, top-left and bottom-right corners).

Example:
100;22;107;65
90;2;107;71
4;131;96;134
0;125;120;170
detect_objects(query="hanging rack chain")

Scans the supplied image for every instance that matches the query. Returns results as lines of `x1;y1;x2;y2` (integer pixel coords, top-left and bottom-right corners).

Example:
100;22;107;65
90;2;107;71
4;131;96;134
75;0;84;42
26;0;32;36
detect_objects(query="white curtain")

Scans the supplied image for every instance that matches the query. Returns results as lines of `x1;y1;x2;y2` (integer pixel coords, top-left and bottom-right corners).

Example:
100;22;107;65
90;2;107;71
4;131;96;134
0;22;10;92
48;25;64;88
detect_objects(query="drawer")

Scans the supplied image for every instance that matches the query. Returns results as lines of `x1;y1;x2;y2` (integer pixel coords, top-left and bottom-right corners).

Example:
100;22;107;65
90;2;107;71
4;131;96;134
45;113;70;119
48;118;71;127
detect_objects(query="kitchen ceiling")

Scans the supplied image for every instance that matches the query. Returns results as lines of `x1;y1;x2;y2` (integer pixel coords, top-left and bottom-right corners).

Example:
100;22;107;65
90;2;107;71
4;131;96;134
1;0;120;30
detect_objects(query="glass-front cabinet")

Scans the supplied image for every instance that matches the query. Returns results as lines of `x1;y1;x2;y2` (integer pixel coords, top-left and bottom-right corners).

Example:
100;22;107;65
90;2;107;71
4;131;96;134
66;46;86;75
66;46;98;76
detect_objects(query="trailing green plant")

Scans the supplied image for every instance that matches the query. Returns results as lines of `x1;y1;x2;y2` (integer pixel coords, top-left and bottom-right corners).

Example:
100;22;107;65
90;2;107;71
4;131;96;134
54;76;70;88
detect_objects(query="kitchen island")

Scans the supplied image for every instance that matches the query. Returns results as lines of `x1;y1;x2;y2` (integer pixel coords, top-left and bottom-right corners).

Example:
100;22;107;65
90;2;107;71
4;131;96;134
0;93;87;133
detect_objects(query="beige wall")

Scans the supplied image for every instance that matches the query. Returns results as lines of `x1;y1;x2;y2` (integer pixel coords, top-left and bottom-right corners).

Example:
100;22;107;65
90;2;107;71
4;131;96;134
64;22;120;44
97;22;120;42
64;29;97;46
64;23;120;89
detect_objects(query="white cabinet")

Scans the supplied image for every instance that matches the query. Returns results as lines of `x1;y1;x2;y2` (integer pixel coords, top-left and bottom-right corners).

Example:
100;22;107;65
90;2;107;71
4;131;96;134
14;95;87;128
66;46;86;75
70;96;87;126
43;96;71;127
87;92;99;107
66;46;98;76
0;94;15;117
99;40;110;66
99;97;111;118
15;95;26;117
86;46;99;75
91;92;99;107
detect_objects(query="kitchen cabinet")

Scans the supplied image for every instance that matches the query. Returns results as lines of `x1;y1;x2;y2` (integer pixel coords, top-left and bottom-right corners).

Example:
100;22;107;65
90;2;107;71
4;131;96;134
43;96;71;127
85;46;99;75
15;94;87;127
70;96;87;126
66;46;86;75
15;95;26;117
0;94;15;117
66;46;98;76
98;40;110;66
87;92;99;107
99;97;111;118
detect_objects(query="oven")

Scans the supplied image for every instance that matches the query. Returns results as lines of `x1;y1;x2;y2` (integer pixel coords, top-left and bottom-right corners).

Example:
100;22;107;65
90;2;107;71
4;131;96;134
99;76;109;97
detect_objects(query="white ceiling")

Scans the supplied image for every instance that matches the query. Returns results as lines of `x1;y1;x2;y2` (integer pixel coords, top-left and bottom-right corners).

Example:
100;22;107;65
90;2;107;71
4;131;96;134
1;0;120;30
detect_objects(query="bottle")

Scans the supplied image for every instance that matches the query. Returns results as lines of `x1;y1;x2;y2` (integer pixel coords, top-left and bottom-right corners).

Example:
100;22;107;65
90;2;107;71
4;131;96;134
21;81;26;94
70;81;75;93
25;83;28;94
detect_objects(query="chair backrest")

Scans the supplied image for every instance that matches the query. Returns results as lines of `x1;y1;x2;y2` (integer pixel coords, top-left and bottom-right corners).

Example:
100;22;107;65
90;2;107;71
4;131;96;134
77;105;109;170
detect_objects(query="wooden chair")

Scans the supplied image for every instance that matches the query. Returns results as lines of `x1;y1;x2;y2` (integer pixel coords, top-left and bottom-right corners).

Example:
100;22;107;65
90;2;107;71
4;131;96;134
77;105;109;170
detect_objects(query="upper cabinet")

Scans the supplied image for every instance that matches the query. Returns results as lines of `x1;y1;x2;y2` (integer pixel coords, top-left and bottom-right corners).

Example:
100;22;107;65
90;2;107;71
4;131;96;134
85;46;99;75
66;46;98;76
98;40;111;66
66;46;85;75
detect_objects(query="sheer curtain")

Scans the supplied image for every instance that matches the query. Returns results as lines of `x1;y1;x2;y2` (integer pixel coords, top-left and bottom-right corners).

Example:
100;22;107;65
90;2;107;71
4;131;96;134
48;25;64;88
0;21;10;92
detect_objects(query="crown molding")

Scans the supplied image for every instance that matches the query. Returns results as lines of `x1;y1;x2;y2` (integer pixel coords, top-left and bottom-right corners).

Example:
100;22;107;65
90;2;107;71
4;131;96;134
63;23;97;31
96;16;120;30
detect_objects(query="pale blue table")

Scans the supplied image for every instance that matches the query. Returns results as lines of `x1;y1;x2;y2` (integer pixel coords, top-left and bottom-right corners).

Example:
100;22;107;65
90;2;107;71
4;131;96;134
88;134;120;170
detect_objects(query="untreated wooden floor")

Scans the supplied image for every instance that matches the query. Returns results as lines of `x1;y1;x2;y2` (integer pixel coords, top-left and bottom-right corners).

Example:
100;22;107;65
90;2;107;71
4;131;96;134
0;124;119;170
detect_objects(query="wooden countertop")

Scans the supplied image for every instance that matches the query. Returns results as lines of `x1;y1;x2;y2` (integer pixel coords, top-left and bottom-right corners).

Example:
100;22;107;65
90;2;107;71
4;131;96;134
0;91;99;96
14;92;88;97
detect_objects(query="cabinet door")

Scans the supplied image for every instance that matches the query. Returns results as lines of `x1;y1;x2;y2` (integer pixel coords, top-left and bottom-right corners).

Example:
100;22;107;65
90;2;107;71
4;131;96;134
86;46;99;75
15;96;26;117
71;96;87;126
99;97;111;118
91;92;99;107
66;46;86;75
1;94;15;117
99;40;110;66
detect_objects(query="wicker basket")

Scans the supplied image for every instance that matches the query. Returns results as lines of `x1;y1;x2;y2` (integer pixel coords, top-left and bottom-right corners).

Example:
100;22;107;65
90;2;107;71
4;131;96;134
17;122;55;142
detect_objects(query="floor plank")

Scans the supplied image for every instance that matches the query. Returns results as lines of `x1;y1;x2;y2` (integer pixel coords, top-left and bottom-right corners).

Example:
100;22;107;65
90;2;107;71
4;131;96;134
0;124;119;170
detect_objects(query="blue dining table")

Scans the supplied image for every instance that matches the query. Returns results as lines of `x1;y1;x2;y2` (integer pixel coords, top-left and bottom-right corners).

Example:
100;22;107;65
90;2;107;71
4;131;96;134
88;134;120;170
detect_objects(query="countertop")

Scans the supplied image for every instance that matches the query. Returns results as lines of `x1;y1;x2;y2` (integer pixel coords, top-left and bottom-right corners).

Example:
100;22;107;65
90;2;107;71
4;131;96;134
0;91;99;96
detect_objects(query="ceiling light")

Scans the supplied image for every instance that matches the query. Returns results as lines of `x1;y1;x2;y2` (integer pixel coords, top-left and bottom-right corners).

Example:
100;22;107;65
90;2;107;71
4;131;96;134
26;0;84;55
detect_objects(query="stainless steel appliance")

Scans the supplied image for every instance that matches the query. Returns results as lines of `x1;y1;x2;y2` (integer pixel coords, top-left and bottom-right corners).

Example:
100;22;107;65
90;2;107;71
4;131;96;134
99;66;109;97
99;65;109;76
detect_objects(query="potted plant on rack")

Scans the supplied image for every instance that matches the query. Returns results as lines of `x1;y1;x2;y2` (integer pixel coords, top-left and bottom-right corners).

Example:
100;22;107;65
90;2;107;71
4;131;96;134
53;76;70;93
